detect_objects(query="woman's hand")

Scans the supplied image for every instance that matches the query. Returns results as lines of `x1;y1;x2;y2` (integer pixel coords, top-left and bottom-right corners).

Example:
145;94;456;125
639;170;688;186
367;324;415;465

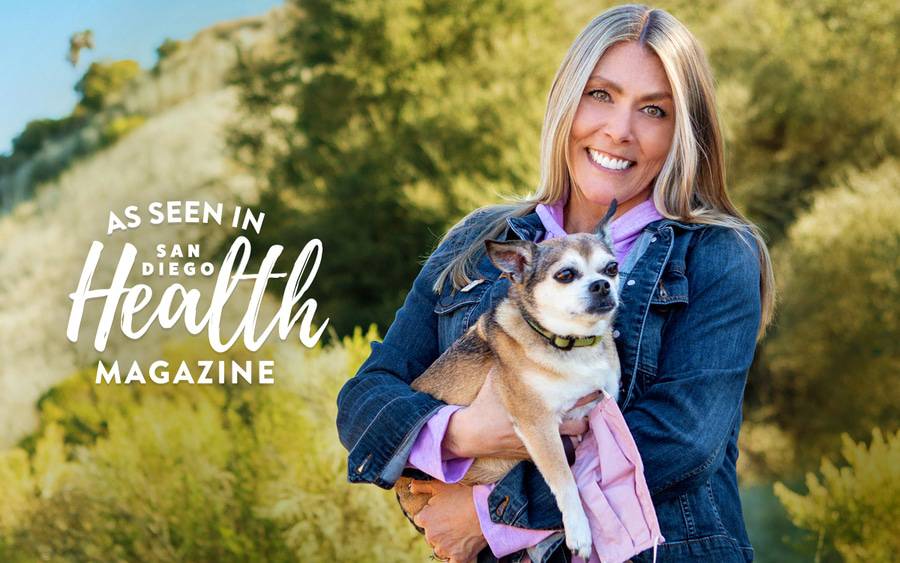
410;480;487;563
443;368;600;459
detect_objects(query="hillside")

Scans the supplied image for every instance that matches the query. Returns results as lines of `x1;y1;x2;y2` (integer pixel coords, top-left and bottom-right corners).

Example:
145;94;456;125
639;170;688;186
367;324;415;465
0;7;290;447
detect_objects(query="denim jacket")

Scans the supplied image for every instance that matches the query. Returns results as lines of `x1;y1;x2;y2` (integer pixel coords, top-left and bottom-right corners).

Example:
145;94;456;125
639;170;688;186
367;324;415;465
336;208;761;563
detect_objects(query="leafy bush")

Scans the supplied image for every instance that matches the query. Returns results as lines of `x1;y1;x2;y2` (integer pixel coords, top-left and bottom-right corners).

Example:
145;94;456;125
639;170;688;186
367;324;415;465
774;428;900;562
156;38;183;65
763;160;900;464
0;329;428;561
100;114;147;146
10;117;81;157
74;60;141;114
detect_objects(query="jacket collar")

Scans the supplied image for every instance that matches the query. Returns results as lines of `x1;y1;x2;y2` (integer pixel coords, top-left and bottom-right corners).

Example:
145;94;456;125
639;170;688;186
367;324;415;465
504;209;705;242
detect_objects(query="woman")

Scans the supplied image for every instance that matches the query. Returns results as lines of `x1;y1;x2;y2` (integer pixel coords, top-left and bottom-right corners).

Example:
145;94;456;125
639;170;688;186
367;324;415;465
336;5;775;563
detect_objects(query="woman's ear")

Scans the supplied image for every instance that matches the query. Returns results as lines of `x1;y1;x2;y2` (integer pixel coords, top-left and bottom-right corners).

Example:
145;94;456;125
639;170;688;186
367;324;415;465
484;239;535;283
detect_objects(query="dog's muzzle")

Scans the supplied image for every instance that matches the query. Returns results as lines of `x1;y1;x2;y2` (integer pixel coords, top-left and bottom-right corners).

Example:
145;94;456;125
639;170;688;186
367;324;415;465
587;294;617;314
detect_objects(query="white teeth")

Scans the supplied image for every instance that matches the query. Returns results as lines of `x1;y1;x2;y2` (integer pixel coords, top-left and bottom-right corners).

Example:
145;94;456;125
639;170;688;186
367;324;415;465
588;149;634;171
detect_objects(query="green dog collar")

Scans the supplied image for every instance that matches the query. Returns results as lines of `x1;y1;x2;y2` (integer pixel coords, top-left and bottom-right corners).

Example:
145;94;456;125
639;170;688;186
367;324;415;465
523;315;602;351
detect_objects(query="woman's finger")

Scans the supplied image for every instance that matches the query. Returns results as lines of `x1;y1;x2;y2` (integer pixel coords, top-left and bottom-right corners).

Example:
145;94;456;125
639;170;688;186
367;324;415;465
559;416;589;436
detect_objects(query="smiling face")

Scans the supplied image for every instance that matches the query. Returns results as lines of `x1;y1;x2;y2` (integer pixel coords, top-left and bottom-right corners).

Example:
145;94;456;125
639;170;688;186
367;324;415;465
566;41;676;226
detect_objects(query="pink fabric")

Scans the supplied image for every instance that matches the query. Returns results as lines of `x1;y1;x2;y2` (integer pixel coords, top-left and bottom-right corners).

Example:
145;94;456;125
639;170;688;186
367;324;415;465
473;481;548;556
471;394;665;563
535;195;664;264
473;484;554;557
406;404;475;483
569;393;664;563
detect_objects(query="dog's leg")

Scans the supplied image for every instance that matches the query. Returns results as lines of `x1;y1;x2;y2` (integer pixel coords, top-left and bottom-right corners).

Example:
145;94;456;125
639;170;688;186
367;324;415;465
513;415;592;560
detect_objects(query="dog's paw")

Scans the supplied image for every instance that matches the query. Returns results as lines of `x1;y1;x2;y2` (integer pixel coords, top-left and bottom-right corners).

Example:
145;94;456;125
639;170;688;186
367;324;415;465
564;511;593;560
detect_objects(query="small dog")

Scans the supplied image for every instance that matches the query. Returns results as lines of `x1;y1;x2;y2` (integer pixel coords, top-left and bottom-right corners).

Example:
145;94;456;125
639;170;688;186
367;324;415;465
395;201;622;559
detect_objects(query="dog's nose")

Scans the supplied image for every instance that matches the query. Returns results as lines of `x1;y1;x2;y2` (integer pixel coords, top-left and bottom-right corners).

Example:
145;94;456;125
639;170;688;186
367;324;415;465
589;279;611;296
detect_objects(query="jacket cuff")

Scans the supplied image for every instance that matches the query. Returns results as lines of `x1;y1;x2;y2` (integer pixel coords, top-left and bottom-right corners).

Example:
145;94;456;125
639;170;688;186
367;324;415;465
346;390;444;489
473;484;554;558
487;461;563;529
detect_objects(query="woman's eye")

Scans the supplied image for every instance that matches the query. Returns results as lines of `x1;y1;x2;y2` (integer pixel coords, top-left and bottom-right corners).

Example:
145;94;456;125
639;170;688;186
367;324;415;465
642;105;667;119
588;89;611;102
554;268;577;283
603;262;619;277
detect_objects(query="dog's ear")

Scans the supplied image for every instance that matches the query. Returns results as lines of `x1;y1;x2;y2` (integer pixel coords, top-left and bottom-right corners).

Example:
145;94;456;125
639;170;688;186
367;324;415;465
485;239;535;284
592;198;618;252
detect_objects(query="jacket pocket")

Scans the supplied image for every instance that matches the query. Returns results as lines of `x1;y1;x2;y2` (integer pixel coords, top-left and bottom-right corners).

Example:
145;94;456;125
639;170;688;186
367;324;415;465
434;279;492;353
639;261;690;389
650;260;689;308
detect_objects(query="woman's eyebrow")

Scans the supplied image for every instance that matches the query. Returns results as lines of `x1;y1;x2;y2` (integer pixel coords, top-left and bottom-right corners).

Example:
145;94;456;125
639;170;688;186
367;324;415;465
587;75;673;102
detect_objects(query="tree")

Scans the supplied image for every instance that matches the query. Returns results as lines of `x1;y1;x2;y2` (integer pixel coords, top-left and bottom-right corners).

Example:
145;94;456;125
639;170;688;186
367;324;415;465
74;60;141;114
697;0;899;244
763;160;900;464
229;0;576;335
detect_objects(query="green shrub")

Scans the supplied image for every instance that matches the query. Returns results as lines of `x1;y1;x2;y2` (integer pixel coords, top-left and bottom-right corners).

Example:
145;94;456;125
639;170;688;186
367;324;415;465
10;116;81;157
74;60;141;114
100;114;147;146
156;38;183;64
764;160;900;464
0;330;428;561
774;428;900;563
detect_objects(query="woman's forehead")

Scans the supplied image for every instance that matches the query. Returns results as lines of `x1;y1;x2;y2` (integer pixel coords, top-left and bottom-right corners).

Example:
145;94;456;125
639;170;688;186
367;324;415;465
588;42;671;96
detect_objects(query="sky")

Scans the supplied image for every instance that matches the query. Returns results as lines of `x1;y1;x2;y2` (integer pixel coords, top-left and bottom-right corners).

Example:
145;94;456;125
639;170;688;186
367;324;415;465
0;0;284;155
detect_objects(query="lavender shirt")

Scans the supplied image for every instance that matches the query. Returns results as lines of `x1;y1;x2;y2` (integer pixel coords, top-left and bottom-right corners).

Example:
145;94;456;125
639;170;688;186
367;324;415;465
406;196;664;557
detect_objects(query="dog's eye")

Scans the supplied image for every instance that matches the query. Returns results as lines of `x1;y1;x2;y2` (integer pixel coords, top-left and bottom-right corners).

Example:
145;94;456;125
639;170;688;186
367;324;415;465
554;268;577;283
603;262;619;277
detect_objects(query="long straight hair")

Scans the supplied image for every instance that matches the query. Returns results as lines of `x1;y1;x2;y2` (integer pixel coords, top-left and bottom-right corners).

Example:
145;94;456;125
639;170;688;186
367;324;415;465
432;5;775;340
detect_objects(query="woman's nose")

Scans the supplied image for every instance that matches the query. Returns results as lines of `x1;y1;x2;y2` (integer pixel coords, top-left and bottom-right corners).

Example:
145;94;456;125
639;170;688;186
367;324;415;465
603;108;634;144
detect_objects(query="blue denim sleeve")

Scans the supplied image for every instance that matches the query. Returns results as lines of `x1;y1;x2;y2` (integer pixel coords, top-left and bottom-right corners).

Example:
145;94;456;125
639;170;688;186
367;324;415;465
484;226;762;530
336;214;480;490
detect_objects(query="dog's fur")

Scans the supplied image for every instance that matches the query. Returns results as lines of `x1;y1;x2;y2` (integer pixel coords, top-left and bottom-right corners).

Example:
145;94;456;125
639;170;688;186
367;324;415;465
395;202;622;559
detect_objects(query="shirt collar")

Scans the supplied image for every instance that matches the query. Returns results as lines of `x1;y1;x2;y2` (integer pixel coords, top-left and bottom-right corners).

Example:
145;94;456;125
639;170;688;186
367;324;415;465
504;203;704;243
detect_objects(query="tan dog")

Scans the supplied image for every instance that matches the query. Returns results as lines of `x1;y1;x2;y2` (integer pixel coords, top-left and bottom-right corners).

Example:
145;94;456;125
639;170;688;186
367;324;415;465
395;202;622;559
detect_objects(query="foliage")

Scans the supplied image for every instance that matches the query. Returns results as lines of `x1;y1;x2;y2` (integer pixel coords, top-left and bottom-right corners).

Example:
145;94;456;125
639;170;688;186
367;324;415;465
100;114;147;146
228;0;576;335
0;331;428;561
774;429;900;563
737;416;796;485
74;60;141;115
695;0;900;244
9;117;81;158
156;38;183;65
764;161;900;464
0;59;141;180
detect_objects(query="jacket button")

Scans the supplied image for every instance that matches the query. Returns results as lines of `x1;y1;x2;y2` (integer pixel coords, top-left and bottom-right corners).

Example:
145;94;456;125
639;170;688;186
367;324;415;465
650;236;657;243
355;453;373;474
612;330;621;339
626;279;636;286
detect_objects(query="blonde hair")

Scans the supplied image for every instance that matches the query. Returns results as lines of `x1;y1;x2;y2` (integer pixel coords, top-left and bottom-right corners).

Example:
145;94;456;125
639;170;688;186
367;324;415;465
432;4;775;340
